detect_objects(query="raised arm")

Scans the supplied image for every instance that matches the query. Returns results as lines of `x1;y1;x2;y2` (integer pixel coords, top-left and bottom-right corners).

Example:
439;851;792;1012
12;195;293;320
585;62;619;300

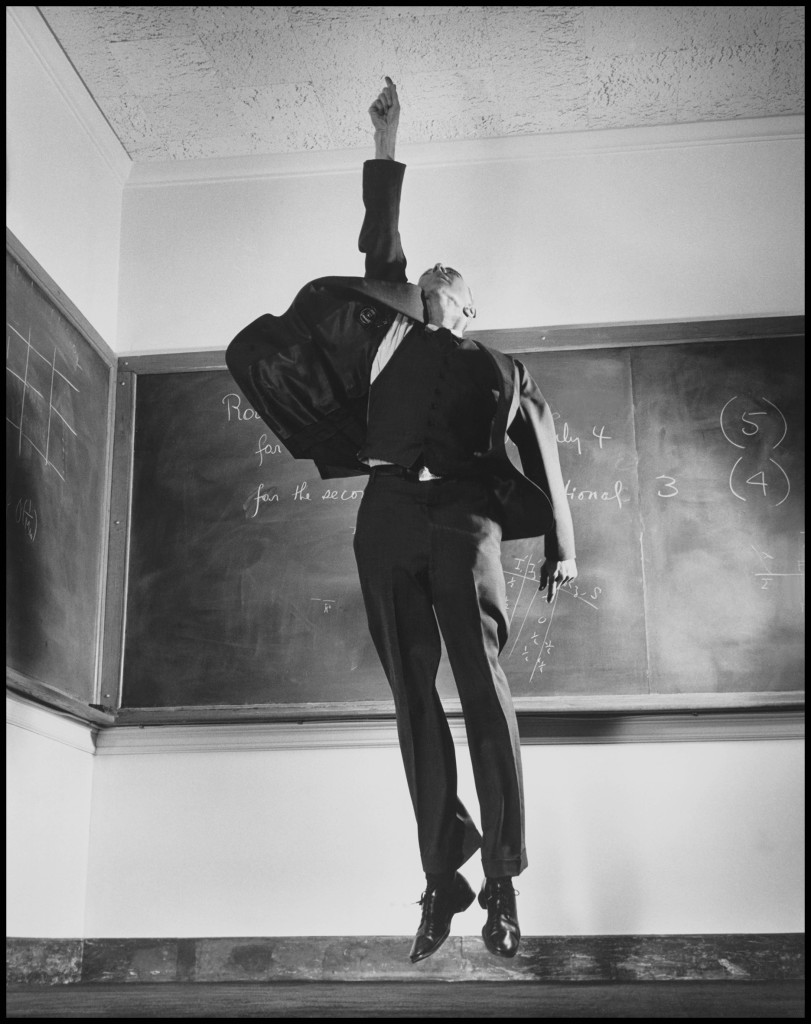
359;77;408;282
369;75;399;160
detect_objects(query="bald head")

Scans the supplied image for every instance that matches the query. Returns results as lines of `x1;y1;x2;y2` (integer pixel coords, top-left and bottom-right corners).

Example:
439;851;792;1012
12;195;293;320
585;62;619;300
418;263;476;334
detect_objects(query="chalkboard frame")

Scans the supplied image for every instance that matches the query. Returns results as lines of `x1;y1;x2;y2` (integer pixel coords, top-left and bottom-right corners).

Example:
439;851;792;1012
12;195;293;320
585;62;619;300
5;230;117;727
112;315;804;726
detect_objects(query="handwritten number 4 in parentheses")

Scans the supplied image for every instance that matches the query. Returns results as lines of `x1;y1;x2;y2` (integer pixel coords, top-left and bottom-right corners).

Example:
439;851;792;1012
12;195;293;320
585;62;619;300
656;475;678;498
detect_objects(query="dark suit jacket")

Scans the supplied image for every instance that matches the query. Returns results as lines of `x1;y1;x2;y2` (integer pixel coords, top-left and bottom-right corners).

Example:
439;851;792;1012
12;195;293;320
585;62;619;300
226;160;575;557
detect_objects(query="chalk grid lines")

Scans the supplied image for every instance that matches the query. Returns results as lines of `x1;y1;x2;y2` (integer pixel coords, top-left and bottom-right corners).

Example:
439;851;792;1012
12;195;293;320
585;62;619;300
6;318;79;482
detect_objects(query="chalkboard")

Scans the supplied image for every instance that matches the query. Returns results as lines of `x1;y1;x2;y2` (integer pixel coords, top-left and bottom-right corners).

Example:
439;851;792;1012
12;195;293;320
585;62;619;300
121;334;804;717
634;340;804;695
6;236;115;712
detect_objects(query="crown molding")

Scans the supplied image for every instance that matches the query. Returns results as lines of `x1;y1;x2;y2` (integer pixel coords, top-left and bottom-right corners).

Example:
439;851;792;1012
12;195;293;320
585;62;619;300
6;694;97;755
8;6;131;187
125;114;805;189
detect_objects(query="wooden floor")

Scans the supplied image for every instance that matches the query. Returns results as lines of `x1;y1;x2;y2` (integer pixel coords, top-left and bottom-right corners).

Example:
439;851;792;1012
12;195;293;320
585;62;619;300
6;981;805;1018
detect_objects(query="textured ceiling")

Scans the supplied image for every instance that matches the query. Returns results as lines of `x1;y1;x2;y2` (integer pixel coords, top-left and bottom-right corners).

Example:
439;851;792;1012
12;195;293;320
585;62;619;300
37;5;805;162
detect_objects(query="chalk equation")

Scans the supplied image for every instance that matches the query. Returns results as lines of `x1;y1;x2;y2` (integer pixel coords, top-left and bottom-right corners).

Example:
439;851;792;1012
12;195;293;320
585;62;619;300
6;321;79;482
720;396;791;507
751;535;805;610
503;552;602;684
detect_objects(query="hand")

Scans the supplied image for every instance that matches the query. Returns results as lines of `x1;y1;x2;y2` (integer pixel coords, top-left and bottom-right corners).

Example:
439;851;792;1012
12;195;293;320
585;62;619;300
369;76;400;134
539;558;577;604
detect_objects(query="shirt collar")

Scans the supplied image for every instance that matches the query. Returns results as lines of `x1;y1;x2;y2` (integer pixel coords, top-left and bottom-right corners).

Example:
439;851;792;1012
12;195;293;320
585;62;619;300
425;323;464;340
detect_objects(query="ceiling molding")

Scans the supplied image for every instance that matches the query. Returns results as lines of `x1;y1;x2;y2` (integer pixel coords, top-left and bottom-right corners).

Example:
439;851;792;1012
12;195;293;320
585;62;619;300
8;6;132;187
124;114;804;189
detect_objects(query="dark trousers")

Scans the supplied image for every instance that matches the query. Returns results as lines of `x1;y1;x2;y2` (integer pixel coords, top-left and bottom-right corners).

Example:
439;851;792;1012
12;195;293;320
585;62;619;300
353;472;527;879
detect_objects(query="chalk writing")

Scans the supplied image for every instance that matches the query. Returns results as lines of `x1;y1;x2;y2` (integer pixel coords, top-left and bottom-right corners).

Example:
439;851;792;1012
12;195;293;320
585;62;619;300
720;396;787;450
322;488;365;501
552;414;621;456
222;392;261;422
565;479;626;510
503;549;601;681
244;483;279;518
554;417;582;455
256;433;282;466
656;474;678;498
750;537;805;603
560;580;603;610
294;482;311;501
721;395;791;508
14;498;38;541
728;456;790;507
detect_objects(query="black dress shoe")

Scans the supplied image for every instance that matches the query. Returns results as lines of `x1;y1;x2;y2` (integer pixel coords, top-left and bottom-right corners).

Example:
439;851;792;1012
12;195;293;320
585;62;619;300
478;877;521;958
409;872;476;963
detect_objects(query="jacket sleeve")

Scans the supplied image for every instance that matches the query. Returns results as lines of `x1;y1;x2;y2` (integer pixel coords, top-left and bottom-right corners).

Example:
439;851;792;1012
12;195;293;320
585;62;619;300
358;160;409;283
507;360;576;562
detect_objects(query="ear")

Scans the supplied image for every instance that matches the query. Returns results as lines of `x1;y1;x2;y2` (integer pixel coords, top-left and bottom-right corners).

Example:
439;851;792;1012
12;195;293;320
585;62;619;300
463;305;477;319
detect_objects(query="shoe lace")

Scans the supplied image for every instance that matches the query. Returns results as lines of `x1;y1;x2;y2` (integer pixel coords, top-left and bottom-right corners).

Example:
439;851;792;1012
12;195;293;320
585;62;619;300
485;885;519;912
415;887;443;927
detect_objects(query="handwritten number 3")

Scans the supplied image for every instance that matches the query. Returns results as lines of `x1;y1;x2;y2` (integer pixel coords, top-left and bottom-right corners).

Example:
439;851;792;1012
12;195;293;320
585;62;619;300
656;475;678;498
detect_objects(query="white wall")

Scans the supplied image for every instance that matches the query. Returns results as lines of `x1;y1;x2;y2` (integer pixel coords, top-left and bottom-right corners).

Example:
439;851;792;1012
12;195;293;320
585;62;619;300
84;733;804;938
4;8;123;937
6;699;96;937
116;119;804;354
5;7;129;349
5;9;120;939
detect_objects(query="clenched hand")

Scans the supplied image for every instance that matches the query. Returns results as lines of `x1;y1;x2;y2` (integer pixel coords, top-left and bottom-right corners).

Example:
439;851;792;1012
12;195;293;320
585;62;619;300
369;76;400;134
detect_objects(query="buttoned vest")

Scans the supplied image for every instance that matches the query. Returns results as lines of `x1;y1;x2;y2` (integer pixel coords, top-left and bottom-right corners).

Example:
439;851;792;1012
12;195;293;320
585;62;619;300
358;326;499;475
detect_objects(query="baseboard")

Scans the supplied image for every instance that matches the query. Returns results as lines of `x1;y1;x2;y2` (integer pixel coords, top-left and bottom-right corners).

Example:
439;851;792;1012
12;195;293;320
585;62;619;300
7;935;805;986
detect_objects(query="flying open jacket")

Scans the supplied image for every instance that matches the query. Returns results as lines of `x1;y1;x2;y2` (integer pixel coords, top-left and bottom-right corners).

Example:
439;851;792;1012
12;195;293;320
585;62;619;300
226;160;575;559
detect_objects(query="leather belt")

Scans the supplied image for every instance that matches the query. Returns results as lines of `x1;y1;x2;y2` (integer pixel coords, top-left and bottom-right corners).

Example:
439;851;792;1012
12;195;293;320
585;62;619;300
370;463;444;482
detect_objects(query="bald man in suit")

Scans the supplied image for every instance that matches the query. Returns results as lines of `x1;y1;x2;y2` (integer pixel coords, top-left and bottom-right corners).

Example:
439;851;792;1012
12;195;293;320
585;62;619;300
226;78;577;962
